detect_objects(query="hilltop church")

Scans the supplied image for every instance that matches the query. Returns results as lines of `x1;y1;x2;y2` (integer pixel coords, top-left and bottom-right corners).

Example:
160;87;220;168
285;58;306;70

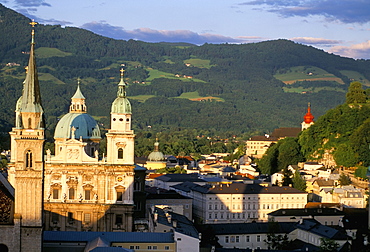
0;22;138;251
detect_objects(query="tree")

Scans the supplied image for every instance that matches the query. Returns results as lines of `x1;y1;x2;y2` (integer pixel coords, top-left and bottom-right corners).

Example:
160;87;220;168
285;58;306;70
292;169;307;191
354;166;368;180
264;220;292;250
281;167;293;186
338;173;351;186
319;238;339;252
346;81;366;104
277;138;305;171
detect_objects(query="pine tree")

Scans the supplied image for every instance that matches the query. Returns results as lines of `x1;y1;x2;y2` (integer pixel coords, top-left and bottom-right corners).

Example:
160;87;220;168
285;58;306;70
292;169;307;191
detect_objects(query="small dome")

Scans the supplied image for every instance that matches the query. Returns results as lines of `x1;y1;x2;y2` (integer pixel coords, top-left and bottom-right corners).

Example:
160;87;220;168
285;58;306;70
111;97;131;114
148;151;165;162
54;113;101;140
147;140;165;161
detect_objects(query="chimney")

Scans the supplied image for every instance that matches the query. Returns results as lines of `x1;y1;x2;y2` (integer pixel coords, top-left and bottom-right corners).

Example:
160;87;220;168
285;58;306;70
173;219;177;228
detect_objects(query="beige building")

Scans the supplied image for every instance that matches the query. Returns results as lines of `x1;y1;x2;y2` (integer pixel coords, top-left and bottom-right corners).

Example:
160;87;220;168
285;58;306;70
1;24;136;251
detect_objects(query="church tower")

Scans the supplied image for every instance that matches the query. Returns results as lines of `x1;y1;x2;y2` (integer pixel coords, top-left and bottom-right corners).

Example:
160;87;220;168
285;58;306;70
8;21;44;251
106;67;135;164
301;102;314;130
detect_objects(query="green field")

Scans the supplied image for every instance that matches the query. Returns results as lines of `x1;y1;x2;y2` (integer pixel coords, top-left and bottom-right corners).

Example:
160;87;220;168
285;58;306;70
146;68;206;83
128;95;156;102
175;91;224;102
274;66;344;84
340;70;370;86
183;58;215;69
283;86;346;93
35;47;72;58
38;73;65;84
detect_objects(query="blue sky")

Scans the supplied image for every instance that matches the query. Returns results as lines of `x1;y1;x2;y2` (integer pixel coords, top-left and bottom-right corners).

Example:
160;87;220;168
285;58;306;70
1;0;370;59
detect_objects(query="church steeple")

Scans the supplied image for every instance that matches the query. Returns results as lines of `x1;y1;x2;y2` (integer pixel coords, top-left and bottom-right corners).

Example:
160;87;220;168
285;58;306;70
20;20;44;129
69;78;87;113
302;102;314;130
106;66;135;165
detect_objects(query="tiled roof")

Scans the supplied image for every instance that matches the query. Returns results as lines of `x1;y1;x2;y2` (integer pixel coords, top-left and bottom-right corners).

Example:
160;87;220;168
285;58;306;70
268;208;345;217
271;127;301;138
172;182;307;195
155;174;206;183
43;231;174;243
296;219;349;240
204;222;295;235
155;208;199;238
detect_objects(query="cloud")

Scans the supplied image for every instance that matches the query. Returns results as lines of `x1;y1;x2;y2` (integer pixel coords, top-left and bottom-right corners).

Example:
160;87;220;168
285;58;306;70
290;37;341;46
81;21;252;45
14;0;51;7
239;0;370;24
330;41;370;59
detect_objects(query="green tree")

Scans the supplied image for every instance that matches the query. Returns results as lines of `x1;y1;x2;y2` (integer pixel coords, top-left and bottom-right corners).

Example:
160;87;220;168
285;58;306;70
264;220;292;250
338;173;351;186
277;138;305;171
346;81;366;104
292;169;307;191
333;143;357;167
281;167;293;186
319;238;339;252
258;143;279;175
354;166;368;180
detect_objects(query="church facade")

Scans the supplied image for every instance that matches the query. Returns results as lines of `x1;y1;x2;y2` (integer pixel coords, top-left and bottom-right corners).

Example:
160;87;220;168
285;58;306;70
1;23;136;251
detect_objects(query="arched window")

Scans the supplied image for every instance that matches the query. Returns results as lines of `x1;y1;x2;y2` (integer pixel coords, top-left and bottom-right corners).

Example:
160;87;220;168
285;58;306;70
25;150;32;168
28;118;32;129
0;244;9;252
118;148;123;159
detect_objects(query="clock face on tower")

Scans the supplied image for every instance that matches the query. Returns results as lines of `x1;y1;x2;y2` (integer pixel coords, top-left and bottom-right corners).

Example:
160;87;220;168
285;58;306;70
117;177;123;182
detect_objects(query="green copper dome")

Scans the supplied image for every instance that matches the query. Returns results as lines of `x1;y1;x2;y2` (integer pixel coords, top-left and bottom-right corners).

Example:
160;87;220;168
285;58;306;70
111;97;131;114
147;141;165;161
111;67;131;114
54;113;101;140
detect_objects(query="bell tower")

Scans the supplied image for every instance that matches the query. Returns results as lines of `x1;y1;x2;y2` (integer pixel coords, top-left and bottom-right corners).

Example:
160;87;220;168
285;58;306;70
8;21;45;252
106;67;135;164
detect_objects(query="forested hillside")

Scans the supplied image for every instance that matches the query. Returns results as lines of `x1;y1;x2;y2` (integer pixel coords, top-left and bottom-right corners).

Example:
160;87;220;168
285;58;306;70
1;4;370;152
258;82;370;178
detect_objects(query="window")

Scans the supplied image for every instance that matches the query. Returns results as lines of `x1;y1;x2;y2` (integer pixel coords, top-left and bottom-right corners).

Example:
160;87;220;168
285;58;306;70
69;188;75;200
257;235;261;242
67;212;74;224
116;191;123;201
214;204;218;210
225;236;229;243
52;188;59;199
118;148;123;159
130;246;134;249
214;213;218;219
153;246;157;250
246;236;250;242
84;213;91;223
185;204;189;209
164;246;170;250
115;214;123;225
209;204;212;210
148;246;152;250
236;236;240;243
135;246;140;249
85;189;91;200
52;212;59;223
25;150;32;168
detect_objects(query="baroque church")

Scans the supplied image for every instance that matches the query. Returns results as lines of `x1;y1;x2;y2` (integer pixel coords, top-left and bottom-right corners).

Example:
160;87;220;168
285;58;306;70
0;22;139;251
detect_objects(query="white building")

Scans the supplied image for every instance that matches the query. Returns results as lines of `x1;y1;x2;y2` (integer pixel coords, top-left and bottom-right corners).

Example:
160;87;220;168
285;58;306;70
171;182;308;223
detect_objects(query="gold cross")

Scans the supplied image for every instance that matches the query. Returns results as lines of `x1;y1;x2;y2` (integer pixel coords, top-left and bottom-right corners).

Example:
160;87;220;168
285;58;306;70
29;20;38;27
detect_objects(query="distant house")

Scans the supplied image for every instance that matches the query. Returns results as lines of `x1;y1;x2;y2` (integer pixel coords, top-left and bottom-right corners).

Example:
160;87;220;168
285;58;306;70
152;173;207;190
268;208;345;226
203;222;295;250
149;207;200;252
43;231;176;252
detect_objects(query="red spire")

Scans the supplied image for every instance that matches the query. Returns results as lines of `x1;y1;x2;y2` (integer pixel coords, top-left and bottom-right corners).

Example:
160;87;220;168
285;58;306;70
304;103;314;123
